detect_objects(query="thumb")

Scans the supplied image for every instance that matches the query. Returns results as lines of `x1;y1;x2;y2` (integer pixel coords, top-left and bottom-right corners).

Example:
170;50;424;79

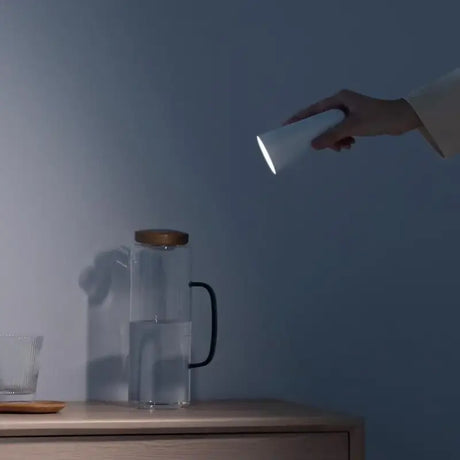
311;117;355;150
283;95;343;126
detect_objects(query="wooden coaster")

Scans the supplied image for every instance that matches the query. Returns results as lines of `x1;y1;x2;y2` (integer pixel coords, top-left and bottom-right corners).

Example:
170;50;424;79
0;401;66;414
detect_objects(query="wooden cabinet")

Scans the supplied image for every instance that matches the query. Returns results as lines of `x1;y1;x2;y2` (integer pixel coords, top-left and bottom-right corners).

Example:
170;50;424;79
0;400;364;459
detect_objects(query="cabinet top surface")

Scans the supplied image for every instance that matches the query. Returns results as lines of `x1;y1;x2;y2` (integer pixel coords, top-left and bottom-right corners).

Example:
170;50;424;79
0;400;363;437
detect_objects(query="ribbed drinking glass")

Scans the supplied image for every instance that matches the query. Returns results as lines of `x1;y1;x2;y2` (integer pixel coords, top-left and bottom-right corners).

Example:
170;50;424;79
0;335;43;399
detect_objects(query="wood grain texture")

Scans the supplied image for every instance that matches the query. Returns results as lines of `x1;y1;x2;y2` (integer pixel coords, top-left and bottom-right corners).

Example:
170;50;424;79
0;434;348;460
350;424;365;460
0;401;65;414
0;400;364;438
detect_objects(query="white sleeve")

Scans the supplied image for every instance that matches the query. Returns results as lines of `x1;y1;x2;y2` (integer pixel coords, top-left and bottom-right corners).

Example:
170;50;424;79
405;68;460;158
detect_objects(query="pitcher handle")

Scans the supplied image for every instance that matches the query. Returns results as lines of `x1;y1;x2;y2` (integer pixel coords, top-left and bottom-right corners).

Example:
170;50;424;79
188;282;217;369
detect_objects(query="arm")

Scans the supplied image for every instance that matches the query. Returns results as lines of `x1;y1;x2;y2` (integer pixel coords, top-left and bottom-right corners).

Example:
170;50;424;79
283;91;421;151
406;68;460;158
283;69;460;157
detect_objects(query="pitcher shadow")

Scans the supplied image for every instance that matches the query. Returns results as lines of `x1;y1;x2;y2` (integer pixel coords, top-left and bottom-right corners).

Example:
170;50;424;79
79;248;130;401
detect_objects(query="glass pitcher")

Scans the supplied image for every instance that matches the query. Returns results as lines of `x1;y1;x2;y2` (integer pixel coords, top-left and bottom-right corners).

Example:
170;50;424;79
128;229;217;409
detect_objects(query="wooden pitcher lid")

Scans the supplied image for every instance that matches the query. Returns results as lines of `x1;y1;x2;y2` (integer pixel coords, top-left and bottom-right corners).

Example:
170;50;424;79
135;229;189;247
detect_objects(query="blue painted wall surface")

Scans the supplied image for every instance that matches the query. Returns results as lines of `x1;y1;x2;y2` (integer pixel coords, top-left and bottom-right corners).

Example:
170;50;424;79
0;1;458;458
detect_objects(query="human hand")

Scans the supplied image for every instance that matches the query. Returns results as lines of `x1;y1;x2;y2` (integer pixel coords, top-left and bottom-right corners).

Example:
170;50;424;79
283;90;421;151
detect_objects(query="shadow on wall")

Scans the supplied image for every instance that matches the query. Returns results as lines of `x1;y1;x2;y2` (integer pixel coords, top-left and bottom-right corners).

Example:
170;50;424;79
79;248;130;401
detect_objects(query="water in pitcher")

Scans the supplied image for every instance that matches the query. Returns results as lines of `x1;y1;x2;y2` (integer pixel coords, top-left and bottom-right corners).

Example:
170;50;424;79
129;320;191;408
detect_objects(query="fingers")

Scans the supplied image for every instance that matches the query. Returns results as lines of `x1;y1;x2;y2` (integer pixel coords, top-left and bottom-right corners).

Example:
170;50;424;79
339;137;355;148
333;137;355;151
283;94;344;126
311;118;355;150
